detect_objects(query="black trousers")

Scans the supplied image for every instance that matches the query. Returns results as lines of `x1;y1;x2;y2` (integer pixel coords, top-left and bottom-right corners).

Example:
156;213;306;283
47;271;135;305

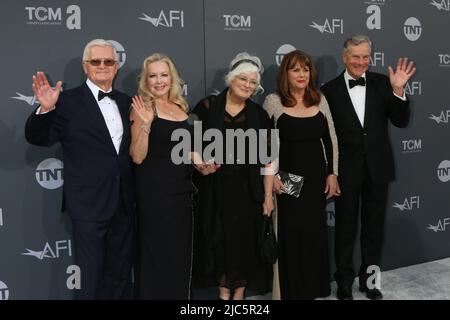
334;160;388;288
71;199;134;300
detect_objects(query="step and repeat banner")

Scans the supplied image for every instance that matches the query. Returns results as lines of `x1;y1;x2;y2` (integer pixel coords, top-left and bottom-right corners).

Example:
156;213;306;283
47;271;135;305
0;0;449;299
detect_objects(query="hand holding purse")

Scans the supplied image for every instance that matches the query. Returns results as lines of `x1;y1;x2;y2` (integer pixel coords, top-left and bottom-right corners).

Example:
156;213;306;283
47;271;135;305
276;171;304;198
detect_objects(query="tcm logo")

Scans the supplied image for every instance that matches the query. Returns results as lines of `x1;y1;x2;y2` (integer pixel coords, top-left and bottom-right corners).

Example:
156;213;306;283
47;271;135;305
429;110;450;124
108;40;126;69
403;17;421;41
0;281;9;300
392;196;420;211
0;208;3;227
326;201;335;227
370;52;385;67
138;10;184;28
309;18;343;34
438;54;450;67
402;139;422;153
437;160;450;182
366;1;385;30
25;5;81;29
430;0;450;11
404;81;422;96
275;44;296;66
223;14;251;31
427;218;450;232
11;92;38;106
36;158;64;190
22;240;72;260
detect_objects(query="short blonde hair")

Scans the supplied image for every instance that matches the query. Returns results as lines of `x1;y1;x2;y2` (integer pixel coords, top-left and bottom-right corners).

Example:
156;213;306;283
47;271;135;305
137;53;188;112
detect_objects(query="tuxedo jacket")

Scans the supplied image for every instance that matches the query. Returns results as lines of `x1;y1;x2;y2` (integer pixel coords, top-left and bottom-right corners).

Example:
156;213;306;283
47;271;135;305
321;71;410;185
25;83;135;222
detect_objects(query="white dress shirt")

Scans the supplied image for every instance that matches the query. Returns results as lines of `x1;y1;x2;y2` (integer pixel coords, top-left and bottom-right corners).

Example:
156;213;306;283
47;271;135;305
344;70;367;127
86;79;123;154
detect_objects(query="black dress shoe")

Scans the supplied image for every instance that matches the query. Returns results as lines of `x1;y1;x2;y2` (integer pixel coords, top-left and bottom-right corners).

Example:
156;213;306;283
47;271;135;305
336;286;354;300
359;286;383;300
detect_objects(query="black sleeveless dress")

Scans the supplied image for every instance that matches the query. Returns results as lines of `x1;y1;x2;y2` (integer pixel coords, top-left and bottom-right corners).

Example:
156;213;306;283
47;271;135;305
135;114;195;300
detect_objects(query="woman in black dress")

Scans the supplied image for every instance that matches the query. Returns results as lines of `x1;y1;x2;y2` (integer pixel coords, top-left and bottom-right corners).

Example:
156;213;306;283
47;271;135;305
263;50;340;299
130;54;195;299
191;52;275;300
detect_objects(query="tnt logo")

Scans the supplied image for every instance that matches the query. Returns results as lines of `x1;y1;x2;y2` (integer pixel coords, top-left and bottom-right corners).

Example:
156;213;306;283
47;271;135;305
392;196;420;211
138;10;184;28
35;158;64;190
310;19;344;34
438;54;450;67
437;160;450;182
223;14;251;31
402;139;422;153
326;201;335;227
427;218;450;232
370;52;385;67
107;40;126;69
430;0;450;11
25;5;81;29
22;240;72;260
404;81;422;96
0;281;9;300
275;44;296;66
429;110;450;124
403;17;421;41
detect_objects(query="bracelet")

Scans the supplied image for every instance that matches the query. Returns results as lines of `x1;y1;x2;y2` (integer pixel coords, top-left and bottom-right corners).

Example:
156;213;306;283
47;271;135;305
140;124;150;134
265;193;272;197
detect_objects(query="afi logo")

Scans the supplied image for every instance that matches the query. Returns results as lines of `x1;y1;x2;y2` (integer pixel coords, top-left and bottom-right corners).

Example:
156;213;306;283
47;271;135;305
438;54;450;67
275;44;296;66
430;0;450;11
370;52;385;67
223;14;251;31
309;19;344;34
36;158;64;190
0;281;9;300
437;160;450;182
25;5;81;29
0;208;3;227
404;81;422;95
22;240;72;260
403;17;421;41
427;218;450;232
11;92;38;106
429;110;450;124
139;10;184;28
402;139;422;153
392;196;420;211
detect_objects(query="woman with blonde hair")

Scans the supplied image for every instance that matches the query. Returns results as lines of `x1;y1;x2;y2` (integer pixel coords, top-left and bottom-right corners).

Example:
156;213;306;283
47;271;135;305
130;53;195;299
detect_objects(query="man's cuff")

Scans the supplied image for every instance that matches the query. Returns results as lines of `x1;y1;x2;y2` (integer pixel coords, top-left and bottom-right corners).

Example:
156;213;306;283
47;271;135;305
393;91;407;101
36;105;55;114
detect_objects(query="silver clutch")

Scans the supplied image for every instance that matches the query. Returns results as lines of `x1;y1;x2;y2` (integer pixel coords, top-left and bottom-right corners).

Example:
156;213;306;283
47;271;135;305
276;171;304;198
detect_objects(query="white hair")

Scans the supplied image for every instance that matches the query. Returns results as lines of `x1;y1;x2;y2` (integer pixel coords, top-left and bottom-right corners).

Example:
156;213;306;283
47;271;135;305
82;39;118;61
224;52;264;95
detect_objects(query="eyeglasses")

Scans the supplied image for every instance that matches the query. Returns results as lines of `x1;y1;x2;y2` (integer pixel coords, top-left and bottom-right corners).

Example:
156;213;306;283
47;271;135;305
84;59;117;67
236;76;259;88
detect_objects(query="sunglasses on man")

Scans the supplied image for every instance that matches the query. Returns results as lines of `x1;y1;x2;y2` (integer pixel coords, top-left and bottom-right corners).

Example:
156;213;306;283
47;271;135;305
84;59;117;67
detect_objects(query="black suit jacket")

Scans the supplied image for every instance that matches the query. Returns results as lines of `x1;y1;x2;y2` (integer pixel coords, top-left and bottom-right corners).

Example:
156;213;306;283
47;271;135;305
321;71;410;185
25;83;135;222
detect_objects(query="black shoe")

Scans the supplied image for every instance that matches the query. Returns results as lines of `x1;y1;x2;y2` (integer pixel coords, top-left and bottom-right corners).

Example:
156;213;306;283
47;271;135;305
336;286;354;300
359;286;383;300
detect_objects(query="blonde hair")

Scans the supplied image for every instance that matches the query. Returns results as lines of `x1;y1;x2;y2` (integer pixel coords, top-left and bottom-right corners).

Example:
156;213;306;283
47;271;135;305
137;53;188;112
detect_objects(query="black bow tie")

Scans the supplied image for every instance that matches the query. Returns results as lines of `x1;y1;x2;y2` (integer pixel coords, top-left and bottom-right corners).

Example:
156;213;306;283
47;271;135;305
348;77;366;88
98;90;117;101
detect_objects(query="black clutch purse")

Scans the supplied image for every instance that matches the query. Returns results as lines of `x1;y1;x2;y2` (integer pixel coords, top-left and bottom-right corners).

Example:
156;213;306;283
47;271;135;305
258;215;278;264
276;171;304;198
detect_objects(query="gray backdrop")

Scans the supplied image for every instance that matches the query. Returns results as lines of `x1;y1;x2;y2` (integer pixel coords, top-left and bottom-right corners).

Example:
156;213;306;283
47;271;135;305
0;0;449;299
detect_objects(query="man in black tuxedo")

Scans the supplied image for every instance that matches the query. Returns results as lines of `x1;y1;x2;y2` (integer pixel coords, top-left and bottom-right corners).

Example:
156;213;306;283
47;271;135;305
321;35;415;300
25;39;135;299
